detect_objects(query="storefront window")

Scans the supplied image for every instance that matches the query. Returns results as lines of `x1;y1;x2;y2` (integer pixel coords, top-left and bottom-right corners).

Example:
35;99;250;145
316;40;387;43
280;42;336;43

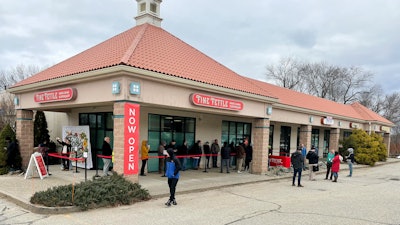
311;129;320;149
280;126;291;156
323;130;330;157
221;121;251;146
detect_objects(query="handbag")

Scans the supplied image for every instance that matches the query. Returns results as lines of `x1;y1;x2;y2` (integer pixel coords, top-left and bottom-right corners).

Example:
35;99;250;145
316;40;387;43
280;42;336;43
312;165;319;172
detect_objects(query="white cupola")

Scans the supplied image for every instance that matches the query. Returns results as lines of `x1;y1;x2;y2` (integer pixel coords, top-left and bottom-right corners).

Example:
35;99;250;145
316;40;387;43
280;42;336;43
135;0;163;27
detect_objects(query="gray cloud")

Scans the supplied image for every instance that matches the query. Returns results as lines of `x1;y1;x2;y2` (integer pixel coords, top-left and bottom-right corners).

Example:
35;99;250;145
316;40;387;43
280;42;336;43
1;0;399;93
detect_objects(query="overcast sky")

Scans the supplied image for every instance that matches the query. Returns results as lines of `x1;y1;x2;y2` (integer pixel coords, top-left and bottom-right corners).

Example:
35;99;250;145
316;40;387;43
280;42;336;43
1;0;400;93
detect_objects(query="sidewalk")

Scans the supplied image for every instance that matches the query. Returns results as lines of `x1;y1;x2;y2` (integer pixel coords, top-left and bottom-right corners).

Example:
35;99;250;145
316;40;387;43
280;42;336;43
1;158;399;214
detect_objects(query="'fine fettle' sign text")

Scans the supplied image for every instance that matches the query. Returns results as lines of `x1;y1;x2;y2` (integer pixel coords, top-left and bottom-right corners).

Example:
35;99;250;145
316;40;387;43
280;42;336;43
190;93;243;111
34;88;77;103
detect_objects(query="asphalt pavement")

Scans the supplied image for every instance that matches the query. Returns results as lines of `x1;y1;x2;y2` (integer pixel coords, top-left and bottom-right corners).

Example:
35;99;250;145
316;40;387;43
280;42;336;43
0;158;399;214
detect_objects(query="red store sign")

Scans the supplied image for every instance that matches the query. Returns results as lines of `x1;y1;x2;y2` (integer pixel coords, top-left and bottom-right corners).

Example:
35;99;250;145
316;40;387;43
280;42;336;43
190;93;243;111
34;88;77;103
124;103;140;175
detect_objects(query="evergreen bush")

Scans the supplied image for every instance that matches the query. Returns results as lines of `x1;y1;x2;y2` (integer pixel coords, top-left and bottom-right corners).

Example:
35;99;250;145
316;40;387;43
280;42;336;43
34;111;50;147
0;124;16;175
341;129;387;166
30;173;151;210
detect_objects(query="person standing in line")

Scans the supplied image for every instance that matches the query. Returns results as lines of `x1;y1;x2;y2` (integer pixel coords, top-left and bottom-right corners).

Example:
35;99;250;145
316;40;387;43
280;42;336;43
177;140;188;171
5;137;22;173
190;140;202;170
300;143;307;171
243;138;253;172
100;136;112;176
331;151;341;182
140;140;150;176
347;147;355;177
229;141;236;168
203;141;211;169
306;146;319;181
158;141;167;175
220;141;231;173
291;147;304;187
57;137;72;171
211;139;220;168
165;148;182;207
325;149;335;180
235;143;245;173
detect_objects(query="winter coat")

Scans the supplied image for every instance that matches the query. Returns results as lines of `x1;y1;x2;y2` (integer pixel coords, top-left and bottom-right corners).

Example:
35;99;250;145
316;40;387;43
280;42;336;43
291;151;304;169
235;145;245;159
221;146;231;159
141;140;149;160
331;155;341;173
306;150;319;164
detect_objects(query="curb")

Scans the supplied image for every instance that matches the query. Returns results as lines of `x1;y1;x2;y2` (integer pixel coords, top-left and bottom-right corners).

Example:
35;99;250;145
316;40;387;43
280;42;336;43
2;159;399;214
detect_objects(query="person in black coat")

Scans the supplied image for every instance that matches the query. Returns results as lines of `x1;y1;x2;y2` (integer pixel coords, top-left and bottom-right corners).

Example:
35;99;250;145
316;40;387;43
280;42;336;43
306;146;319;180
203;141;211;169
220;141;231;173
291;147;304;187
101;137;113;176
243;138;253;172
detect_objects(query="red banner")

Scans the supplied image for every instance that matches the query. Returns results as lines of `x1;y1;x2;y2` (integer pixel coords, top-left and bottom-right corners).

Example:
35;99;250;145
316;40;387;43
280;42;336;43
124;103;140;175
34;88;77;103
35;155;48;176
269;155;291;168
190;93;243;111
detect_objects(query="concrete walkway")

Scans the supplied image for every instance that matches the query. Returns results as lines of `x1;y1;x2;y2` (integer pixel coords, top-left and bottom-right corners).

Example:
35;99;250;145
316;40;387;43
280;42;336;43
1;158;398;214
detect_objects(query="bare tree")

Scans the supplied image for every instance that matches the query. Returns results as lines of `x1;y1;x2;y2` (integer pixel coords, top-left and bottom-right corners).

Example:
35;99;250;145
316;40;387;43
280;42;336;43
357;84;384;113
0;64;42;130
0;64;41;91
265;57;306;91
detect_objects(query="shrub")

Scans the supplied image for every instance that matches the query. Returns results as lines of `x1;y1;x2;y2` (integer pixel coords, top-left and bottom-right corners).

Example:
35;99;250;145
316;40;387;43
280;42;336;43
30;173;151;210
341;129;387;166
0;124;16;175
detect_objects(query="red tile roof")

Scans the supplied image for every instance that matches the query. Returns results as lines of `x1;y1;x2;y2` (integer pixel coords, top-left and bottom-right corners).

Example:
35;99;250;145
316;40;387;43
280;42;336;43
12;24;392;125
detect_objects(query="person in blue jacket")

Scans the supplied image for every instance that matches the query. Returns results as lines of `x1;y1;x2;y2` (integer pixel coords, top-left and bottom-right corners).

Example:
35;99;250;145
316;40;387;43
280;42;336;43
165;148;182;206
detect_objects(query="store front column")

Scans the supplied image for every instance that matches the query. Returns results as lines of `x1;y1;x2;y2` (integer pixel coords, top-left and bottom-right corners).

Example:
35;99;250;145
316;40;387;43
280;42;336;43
383;133;391;156
252;118;270;174
113;102;139;183
329;128;340;151
299;125;312;150
16;109;33;169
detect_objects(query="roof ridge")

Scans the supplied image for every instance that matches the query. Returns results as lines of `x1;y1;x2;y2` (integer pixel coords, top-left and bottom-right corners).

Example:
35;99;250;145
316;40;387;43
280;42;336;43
120;24;148;64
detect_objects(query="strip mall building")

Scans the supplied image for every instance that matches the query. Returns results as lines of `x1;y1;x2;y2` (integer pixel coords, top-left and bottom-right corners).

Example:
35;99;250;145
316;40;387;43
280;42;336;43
7;0;393;182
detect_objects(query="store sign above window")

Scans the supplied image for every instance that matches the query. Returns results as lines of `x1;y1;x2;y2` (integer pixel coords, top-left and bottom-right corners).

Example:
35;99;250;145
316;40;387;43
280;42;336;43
321;116;334;125
190;93;243;111
350;123;359;129
34;88;77;103
380;126;390;133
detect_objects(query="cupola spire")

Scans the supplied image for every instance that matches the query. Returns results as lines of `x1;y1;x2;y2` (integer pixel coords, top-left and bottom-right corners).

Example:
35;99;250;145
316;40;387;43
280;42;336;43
135;0;163;27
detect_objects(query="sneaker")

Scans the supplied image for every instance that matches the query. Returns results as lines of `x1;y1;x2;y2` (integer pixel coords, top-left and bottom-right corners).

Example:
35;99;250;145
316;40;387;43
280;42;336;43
172;199;177;205
165;200;172;207
237;171;242;174
298;184;304;187
292;183;295;186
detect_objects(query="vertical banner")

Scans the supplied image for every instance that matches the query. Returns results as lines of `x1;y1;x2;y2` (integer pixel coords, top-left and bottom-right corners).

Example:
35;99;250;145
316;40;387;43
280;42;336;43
61;125;93;169
124;103;140;175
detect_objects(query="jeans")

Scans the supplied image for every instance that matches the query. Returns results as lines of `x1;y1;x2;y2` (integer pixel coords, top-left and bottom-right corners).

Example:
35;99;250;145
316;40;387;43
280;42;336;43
292;168;302;185
102;158;111;176
212;155;218;167
179;157;187;171
192;158;199;169
221;158;230;173
168;178;179;201
348;162;353;176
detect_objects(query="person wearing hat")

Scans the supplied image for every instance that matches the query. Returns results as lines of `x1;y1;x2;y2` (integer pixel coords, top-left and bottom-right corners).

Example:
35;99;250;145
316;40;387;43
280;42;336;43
165;148;181;206
346;147;355;177
291;147;304;187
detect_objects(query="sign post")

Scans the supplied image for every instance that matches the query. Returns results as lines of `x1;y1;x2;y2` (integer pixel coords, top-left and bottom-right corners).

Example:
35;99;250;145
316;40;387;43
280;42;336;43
24;152;49;179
